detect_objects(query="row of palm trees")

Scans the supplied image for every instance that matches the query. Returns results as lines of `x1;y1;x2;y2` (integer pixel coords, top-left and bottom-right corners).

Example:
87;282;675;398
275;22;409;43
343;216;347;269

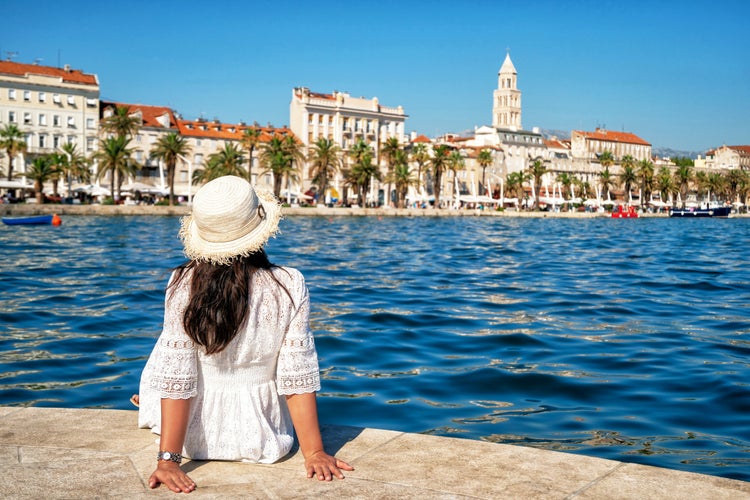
6;114;748;210
520;151;750;211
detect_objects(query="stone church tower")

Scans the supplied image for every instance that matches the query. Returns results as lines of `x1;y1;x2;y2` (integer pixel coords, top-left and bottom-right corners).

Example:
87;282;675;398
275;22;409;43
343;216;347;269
492;53;522;130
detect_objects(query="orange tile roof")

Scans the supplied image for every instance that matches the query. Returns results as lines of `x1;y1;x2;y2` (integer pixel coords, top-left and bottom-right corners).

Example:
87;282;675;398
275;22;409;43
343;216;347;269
100;101;178;129
176;119;295;142
544;138;570;149
573;128;650;146
0;60;98;86
411;134;432;143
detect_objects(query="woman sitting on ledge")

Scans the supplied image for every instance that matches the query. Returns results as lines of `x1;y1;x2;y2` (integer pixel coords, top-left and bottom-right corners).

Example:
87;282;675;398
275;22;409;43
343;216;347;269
135;175;353;493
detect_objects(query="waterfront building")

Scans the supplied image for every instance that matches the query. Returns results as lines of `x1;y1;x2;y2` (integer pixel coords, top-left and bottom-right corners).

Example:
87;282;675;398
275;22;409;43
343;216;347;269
0;60;100;175
289;87;407;200
175;119;292;198
99;101;179;189
571;128;652;164
702;145;750;171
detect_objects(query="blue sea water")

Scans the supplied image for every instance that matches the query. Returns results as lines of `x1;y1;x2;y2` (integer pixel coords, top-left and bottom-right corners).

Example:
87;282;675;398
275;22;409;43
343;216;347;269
0;214;748;481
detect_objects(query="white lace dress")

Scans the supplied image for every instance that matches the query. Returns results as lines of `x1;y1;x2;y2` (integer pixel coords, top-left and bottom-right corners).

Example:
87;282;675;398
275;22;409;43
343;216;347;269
137;266;320;463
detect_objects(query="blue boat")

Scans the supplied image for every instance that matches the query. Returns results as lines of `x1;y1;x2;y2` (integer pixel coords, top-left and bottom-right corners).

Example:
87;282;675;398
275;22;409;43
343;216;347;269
1;215;54;225
669;206;732;218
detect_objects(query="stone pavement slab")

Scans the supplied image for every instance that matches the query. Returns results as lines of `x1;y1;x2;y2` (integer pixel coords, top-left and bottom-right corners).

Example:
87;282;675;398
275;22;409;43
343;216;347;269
0;407;748;499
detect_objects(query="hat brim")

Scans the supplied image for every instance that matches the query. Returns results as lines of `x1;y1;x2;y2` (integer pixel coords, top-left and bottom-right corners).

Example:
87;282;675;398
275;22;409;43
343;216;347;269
180;189;282;265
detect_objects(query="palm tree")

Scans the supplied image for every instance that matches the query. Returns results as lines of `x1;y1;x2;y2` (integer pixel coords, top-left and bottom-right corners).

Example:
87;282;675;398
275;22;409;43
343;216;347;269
694;171;710;200
151;132;192;205
380;137;401;207
725;168;747;206
240;127;262;182
308;137;342;206
100;106;140;139
477;149;493;194
94;136;138;200
656;166;675;206
528;157;547;210
430;144;450;208
26;155;59;204
619;165;637;204
350;142;380;207
386;149;415;208
280;136;304;200
409;142;430;196
637;159;655;209
673;164;692;208
599;150;615;172
0;123;27;181
59;142;90;200
706;172;725;203
447;150;465;205
194;142;247;185
506;171;528;207
556;172;573;209
599;166;615;202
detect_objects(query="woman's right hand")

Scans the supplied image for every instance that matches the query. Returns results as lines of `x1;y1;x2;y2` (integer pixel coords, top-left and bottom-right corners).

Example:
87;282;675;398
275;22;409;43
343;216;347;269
149;461;197;493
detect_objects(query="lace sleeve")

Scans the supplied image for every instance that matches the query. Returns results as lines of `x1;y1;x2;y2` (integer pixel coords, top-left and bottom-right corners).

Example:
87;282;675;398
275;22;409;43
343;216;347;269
276;273;321;395
148;273;198;400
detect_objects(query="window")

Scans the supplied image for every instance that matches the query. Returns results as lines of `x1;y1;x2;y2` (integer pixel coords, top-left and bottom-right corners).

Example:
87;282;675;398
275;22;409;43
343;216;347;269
39;114;47;126
86;98;96;107
53;135;61;149
195;153;203;165
135;151;143;162
8;89;16;100
39;135;46;148
39;92;46;103
67;116;75;128
67;95;75;105
86;118;95;129
86;137;95;151
24;113;32;125
53;115;61;127
68;135;77;145
53;94;61;104
8;111;16;123
23;90;31;101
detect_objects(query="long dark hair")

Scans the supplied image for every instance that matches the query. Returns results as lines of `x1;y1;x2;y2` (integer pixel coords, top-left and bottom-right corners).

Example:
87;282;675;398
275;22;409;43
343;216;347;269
169;250;277;354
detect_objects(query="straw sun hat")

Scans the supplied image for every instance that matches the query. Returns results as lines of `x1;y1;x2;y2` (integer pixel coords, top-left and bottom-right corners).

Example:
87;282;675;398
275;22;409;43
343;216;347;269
180;176;282;265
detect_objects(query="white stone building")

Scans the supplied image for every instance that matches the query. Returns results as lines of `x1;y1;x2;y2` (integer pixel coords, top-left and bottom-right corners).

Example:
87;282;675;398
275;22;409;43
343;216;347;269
0;60;100;167
289;87;407;192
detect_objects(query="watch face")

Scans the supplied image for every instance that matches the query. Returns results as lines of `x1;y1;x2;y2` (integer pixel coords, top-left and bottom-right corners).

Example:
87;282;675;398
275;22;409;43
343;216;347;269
162;452;172;460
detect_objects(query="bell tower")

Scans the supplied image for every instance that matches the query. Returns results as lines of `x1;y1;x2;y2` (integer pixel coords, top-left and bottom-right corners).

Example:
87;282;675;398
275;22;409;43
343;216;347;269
492;52;522;130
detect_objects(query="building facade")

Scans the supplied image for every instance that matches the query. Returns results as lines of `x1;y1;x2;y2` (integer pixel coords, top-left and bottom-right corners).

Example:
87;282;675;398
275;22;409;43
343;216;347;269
289;87;407;193
570;128;652;163
703;145;750;171
0;60;100;172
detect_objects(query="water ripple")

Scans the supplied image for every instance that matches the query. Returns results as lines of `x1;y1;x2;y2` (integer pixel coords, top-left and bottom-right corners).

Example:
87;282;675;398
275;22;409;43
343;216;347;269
1;215;749;481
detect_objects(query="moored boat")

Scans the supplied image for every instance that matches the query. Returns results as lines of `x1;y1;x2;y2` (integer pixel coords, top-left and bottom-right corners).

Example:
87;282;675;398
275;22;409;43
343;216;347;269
1;214;57;225
669;206;731;218
611;205;638;218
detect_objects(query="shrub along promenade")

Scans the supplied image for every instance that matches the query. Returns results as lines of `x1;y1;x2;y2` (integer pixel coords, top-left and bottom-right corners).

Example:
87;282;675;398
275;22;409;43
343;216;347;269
0;202;677;218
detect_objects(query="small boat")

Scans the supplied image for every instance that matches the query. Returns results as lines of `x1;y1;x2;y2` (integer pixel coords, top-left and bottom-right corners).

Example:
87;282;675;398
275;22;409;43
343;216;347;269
1;214;58;226
670;206;732;218
611;205;638;218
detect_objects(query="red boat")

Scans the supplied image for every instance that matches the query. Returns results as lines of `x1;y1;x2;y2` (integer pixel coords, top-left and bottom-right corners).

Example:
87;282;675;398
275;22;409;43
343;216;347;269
611;205;638;218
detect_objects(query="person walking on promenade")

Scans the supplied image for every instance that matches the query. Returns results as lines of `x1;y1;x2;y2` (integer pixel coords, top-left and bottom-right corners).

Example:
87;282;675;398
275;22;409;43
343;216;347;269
135;175;353;493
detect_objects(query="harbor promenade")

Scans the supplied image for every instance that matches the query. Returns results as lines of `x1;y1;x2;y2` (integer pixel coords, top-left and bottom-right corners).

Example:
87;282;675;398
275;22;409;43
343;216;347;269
0;202;654;218
1;406;748;499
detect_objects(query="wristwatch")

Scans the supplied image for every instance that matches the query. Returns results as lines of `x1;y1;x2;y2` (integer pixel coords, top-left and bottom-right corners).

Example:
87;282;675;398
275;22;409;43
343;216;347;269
157;450;183;464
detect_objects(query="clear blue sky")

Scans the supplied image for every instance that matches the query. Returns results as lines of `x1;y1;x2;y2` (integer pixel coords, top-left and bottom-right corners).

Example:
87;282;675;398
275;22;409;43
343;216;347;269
3;0;748;153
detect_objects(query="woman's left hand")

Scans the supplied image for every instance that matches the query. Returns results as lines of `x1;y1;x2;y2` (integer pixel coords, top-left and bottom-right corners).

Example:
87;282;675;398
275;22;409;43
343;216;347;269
304;450;354;481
